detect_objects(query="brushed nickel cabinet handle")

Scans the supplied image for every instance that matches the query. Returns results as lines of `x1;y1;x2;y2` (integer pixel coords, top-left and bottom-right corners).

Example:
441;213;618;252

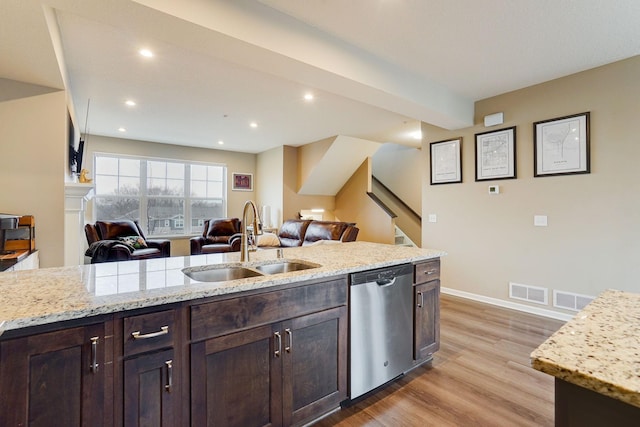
165;360;173;392
274;331;282;357
285;328;292;353
417;291;424;308
90;336;99;373
131;325;169;340
427;269;437;275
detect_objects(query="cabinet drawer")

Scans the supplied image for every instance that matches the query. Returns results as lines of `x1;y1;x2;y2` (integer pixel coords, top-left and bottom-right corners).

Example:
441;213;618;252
414;259;440;284
191;276;347;342
124;309;175;357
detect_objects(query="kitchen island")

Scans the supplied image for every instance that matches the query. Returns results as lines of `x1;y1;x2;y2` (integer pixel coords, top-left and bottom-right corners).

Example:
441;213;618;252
0;241;444;426
531;289;640;426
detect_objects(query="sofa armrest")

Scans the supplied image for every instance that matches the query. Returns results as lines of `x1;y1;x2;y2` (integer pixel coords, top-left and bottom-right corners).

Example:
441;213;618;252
146;238;171;257
190;236;206;255
228;232;243;252
340;226;359;242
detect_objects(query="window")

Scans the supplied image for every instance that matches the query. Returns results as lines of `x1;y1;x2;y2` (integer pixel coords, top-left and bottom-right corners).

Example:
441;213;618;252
93;154;226;237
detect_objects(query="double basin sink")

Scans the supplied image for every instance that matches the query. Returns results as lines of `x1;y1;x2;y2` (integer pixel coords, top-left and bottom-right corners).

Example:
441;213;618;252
182;260;319;283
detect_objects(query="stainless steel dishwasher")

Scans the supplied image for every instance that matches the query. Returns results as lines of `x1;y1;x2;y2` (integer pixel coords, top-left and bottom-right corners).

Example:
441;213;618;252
349;263;414;399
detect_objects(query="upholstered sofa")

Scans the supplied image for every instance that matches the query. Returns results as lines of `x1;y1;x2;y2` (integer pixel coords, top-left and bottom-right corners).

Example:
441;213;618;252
84;220;171;263
190;218;242;255
259;219;359;248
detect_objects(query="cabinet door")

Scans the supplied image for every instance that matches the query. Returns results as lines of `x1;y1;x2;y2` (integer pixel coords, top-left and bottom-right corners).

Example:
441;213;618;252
282;306;348;426
0;323;105;427
191;324;282;427
414;280;440;361
124;348;176;427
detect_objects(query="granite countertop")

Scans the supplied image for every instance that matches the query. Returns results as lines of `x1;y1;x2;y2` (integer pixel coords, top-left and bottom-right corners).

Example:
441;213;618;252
531;289;640;408
0;241;444;336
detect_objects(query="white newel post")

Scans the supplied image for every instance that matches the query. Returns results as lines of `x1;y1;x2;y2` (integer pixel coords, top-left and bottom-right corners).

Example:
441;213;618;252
64;183;94;266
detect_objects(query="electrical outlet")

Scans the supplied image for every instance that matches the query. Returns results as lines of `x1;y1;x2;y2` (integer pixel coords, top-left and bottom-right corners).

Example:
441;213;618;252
534;215;548;227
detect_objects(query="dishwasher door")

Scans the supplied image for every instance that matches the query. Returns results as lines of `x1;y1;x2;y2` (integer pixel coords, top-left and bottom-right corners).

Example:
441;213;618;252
349;263;414;399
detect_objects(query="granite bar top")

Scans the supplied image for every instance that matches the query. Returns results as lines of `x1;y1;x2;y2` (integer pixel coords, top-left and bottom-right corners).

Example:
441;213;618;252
0;241;444;336
531;289;640;408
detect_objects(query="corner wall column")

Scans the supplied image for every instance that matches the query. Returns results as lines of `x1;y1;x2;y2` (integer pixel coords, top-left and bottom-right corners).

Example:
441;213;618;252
64;183;94;266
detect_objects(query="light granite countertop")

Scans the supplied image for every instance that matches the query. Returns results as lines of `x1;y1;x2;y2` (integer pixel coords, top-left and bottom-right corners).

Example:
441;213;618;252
0;241;444;336
531;289;640;408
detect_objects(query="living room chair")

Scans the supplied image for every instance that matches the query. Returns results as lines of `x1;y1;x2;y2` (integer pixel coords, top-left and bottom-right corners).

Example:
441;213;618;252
84;220;171;263
190;218;242;255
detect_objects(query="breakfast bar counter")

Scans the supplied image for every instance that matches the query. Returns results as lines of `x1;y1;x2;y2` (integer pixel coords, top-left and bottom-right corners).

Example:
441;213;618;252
531;289;640;426
0;241;444;336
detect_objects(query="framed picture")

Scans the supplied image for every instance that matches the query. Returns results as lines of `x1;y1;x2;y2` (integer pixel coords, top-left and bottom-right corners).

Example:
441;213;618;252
232;173;253;191
475;126;516;181
430;138;462;185
534;112;590;177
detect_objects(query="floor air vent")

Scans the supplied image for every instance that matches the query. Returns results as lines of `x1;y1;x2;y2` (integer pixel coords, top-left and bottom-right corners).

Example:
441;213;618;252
509;282;548;305
553;290;594;312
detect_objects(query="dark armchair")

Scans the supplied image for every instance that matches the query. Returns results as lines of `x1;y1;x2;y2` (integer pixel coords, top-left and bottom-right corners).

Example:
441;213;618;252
85;220;171;263
190;218;242;255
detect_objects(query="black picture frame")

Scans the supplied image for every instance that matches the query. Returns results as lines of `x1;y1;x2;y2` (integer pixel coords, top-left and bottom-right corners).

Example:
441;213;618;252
534;112;590;177
475;126;516;181
430;138;462;185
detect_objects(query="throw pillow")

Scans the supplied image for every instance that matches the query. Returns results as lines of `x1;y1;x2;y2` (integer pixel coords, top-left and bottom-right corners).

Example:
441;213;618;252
118;235;148;250
256;233;281;247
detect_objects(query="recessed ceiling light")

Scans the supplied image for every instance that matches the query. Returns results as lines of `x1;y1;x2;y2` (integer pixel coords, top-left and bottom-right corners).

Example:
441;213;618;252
304;93;314;101
218;140;224;145
118;127;126;132
250;122;258;128
139;48;153;58
125;100;136;107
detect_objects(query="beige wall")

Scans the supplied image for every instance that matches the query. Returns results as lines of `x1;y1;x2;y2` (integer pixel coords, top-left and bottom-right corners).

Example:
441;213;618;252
0;91;67;267
422;56;640;315
372;143;422;214
85;135;256;256
282;145;335;221
336;159;394;244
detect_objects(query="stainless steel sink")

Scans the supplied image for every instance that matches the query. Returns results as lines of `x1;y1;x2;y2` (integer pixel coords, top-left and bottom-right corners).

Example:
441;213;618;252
254;261;318;275
182;266;263;282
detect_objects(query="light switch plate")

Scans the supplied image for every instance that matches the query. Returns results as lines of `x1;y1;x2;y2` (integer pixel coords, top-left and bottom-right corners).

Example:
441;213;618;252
488;185;500;194
428;214;437;223
534;215;548;227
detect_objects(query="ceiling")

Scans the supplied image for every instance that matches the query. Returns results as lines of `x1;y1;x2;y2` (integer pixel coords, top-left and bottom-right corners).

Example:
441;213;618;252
1;0;639;154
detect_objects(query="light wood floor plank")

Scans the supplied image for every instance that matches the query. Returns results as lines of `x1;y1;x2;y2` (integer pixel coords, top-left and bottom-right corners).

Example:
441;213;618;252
312;294;565;426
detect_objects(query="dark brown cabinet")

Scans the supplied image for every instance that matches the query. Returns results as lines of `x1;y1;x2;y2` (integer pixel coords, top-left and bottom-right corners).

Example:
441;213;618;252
118;308;181;427
190;277;348;427
0;322;108;426
414;260;440;362
124;348;176;427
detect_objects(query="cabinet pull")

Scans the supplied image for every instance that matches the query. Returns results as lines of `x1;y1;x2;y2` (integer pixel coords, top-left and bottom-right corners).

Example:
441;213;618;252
90;336;99;373
165;360;173;392
274;331;282;357
417;291;424;308
131;325;169;340
426;269;437;275
284;328;292;353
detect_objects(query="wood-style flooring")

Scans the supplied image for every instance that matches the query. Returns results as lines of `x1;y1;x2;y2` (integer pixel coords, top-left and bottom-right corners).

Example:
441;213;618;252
312;294;565;427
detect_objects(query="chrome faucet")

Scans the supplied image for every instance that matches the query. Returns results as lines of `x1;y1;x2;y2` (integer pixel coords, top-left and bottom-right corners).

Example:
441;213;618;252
240;200;262;262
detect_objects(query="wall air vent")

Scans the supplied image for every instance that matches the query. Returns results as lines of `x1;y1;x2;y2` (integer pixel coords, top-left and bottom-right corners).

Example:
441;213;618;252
553;290;594;312
509;282;548;305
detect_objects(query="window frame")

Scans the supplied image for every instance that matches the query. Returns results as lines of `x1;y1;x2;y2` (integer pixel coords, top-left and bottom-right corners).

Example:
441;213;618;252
92;152;227;238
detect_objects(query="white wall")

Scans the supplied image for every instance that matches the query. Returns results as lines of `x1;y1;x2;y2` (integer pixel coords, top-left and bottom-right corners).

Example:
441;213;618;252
422;56;640;316
0;91;67;267
256;146;284;228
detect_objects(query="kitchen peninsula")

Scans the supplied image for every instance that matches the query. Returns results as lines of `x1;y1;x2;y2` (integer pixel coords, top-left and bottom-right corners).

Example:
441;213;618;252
0;241;444;426
531;289;640;426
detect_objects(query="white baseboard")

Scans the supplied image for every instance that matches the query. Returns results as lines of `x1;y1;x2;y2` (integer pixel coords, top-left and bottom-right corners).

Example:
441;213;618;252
441;287;573;322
